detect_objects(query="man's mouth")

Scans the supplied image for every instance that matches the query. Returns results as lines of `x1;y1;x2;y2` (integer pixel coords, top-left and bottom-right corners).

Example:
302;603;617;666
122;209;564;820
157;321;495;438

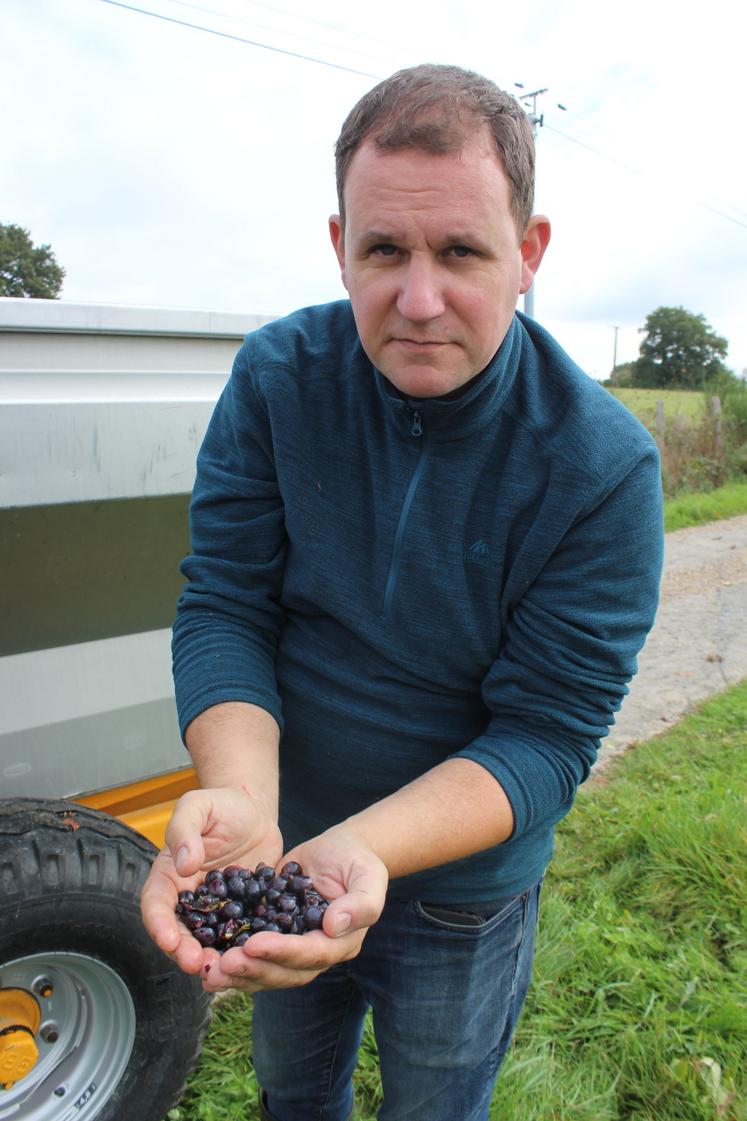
394;338;449;348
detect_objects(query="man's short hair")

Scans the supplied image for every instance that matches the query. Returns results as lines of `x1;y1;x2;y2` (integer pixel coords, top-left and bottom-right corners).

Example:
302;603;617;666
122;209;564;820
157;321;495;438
334;63;535;237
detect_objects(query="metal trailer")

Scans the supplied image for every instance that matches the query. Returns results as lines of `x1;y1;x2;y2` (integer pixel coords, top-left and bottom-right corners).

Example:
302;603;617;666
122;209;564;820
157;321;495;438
0;297;273;1121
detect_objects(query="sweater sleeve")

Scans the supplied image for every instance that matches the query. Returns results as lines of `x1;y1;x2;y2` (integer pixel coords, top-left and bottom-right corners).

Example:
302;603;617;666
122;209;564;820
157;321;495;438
455;446;664;839
172;346;287;740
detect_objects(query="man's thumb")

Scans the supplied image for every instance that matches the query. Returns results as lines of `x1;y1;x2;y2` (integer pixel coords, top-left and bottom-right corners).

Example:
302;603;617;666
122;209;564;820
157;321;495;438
174;844;193;877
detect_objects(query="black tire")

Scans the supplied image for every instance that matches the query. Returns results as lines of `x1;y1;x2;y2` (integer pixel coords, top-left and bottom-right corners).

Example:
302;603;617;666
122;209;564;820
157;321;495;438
0;798;211;1121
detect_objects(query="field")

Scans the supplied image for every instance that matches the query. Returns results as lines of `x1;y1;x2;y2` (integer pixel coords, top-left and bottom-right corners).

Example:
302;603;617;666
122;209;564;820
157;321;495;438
606;385;747;498
608;387;709;426
167;682;747;1121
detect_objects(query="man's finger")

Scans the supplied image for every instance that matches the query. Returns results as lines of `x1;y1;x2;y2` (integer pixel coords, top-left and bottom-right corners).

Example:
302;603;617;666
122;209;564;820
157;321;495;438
323;890;382;938
140;854;188;949
163;791;210;876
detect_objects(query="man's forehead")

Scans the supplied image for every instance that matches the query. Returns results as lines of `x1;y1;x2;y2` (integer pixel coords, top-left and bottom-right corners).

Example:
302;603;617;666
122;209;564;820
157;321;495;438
342;137;512;229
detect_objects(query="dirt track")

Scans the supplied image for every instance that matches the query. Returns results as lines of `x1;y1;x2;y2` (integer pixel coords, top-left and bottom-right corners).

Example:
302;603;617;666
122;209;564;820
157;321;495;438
593;514;747;776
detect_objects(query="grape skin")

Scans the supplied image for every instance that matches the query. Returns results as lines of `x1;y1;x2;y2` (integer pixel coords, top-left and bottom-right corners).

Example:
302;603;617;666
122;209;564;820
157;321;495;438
175;861;330;953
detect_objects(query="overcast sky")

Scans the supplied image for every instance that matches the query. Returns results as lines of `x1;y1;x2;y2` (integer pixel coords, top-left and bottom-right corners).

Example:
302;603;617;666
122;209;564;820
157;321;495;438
2;0;746;379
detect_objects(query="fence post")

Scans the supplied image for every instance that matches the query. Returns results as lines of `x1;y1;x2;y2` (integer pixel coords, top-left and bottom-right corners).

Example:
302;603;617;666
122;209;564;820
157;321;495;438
710;395;724;485
655;399;665;452
709;395;723;454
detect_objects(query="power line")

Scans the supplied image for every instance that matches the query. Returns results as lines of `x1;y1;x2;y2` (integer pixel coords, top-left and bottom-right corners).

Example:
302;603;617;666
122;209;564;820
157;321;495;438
162;0;391;67
236;0;398;53
97;0;381;79
544;123;747;231
95;2;747;234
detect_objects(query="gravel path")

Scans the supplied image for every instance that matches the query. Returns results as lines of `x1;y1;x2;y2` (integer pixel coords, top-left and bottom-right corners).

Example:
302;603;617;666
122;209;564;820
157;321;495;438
593;513;747;776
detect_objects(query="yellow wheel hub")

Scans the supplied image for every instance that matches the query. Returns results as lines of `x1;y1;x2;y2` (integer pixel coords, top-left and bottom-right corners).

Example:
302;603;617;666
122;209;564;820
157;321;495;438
0;989;41;1089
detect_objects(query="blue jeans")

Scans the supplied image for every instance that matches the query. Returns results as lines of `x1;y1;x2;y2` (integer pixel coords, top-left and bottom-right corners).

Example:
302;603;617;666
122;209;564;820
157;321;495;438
253;881;541;1121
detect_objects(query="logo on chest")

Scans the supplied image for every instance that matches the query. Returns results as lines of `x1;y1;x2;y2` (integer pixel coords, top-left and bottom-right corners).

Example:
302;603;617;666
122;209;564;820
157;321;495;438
464;539;491;567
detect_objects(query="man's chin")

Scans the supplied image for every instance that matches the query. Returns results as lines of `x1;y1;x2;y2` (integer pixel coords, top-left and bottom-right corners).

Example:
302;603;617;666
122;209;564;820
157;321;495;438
379;363;477;400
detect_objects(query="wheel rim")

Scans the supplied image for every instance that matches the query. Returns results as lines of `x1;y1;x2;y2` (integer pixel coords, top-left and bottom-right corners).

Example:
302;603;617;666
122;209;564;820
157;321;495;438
0;952;136;1121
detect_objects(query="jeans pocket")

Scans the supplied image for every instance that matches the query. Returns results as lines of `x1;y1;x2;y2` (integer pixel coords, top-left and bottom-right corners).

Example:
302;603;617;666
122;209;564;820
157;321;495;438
413;893;523;933
416;903;490;928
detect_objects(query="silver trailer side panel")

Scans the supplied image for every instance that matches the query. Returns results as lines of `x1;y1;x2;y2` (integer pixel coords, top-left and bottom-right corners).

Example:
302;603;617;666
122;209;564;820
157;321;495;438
0;298;275;798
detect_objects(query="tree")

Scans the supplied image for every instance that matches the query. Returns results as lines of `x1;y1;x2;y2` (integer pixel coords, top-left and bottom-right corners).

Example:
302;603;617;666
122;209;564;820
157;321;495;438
0;222;65;298
631;306;730;390
605;361;635;388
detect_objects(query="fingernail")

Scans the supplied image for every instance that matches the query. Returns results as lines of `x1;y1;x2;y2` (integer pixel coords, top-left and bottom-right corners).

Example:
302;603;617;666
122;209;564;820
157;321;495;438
175;845;190;874
335;912;352;936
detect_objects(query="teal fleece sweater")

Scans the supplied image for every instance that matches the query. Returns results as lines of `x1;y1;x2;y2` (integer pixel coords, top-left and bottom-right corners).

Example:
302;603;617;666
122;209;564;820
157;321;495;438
173;301;663;901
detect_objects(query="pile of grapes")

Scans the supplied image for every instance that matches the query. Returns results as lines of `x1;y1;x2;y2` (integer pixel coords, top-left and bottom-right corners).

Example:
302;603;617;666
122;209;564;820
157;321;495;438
175;861;330;952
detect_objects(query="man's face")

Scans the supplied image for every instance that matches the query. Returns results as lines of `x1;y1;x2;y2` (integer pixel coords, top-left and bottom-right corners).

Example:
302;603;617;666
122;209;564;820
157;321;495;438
329;130;550;399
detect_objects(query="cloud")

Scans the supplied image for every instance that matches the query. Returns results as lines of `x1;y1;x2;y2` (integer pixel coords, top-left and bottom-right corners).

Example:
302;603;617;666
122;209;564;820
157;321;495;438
2;0;744;378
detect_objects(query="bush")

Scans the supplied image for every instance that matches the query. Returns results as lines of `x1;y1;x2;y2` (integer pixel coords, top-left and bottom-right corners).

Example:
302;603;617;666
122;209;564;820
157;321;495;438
657;401;727;496
722;384;747;445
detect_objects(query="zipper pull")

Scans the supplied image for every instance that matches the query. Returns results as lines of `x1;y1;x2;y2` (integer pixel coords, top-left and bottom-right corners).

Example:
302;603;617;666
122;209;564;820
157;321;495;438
410;409;423;437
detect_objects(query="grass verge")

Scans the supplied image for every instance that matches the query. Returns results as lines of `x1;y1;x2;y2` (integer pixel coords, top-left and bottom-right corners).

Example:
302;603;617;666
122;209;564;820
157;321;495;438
664;481;747;531
167;682;747;1121
488;679;747;1121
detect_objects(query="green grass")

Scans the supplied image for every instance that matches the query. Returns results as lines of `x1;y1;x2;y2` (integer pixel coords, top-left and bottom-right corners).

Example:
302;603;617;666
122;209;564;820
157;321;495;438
167;681;747;1121
664;481;747;531
609;387;708;426
488;681;747;1121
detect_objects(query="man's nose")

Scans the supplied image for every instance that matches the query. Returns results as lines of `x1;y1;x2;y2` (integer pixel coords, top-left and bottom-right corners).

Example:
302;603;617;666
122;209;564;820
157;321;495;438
396;258;445;321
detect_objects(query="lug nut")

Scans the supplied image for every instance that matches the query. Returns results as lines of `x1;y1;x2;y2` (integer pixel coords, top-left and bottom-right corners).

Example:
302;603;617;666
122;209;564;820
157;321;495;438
34;978;53;999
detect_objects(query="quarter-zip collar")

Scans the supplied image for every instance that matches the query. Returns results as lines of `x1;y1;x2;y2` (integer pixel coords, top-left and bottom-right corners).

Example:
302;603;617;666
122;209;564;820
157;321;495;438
373;314;523;442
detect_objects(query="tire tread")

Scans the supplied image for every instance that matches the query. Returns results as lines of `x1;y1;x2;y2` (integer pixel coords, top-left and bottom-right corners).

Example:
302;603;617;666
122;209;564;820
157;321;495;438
0;797;211;1121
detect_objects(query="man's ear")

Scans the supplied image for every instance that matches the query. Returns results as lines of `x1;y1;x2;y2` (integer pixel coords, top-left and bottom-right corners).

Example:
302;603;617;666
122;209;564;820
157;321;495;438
519;215;551;295
329;215;348;290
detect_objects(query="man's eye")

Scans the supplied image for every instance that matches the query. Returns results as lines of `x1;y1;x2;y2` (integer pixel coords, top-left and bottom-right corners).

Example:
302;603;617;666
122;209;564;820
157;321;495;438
372;244;398;257
446;245;473;258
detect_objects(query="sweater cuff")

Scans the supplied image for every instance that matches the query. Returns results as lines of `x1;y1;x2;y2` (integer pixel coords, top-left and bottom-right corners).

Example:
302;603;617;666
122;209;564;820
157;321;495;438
455;720;596;838
177;686;284;745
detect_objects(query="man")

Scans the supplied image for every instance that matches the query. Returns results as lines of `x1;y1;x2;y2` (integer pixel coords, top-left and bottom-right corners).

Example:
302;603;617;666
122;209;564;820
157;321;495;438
142;64;663;1120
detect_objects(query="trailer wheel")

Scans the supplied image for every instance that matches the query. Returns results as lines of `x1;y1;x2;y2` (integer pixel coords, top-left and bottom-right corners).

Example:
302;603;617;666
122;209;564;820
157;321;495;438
0;799;211;1121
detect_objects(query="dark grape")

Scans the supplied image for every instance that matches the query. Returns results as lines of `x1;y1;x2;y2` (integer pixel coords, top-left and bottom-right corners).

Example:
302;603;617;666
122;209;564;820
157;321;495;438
222;900;244;920
303;905;324;930
223;865;245;880
193;927;217;947
244;879;262;904
175;861;332;952
227;875;246;899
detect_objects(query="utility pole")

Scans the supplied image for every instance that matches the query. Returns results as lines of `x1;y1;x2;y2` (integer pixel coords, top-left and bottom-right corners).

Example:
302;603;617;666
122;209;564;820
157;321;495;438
514;84;547;320
612;325;619;373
